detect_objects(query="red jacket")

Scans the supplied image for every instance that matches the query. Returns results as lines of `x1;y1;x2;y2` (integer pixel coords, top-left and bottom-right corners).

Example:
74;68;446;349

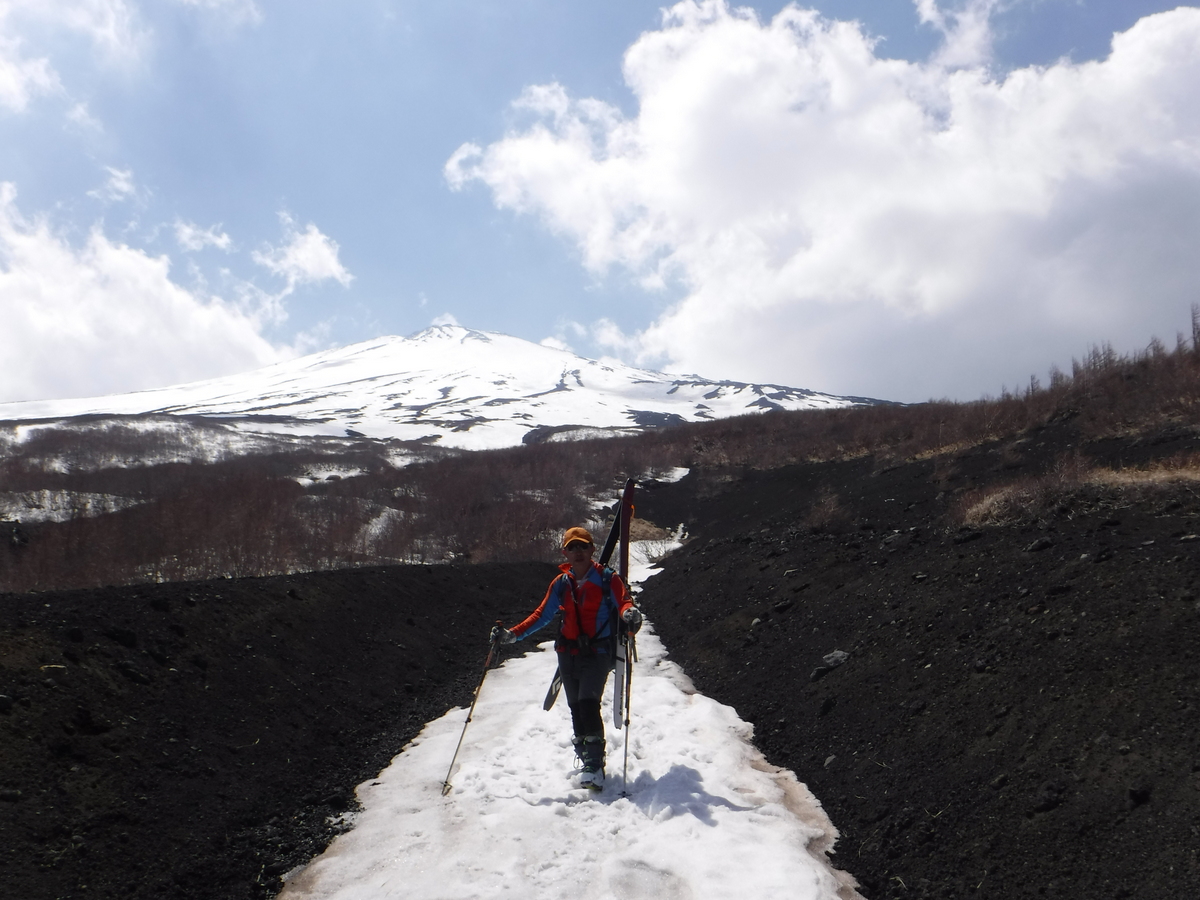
511;562;632;652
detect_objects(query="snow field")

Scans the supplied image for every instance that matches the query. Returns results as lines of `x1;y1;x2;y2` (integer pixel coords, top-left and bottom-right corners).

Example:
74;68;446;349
0;327;867;451
278;629;860;900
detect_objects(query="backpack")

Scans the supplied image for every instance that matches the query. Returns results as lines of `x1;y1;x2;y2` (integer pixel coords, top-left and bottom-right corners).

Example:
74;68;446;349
555;566;617;656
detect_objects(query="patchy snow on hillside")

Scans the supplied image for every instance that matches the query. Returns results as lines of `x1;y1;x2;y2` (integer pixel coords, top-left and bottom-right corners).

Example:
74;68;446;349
0;490;143;524
650;467;690;484
2;417;339;470
293;465;369;486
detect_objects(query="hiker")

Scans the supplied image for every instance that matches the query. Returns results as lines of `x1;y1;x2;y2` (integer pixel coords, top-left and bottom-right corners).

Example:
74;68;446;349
491;526;642;789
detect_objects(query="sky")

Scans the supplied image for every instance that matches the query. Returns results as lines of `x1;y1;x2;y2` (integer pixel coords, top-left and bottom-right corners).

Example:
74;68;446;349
275;541;861;900
1;0;1197;405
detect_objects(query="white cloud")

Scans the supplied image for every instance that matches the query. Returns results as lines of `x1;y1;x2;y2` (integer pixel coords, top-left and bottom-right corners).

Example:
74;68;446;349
175;219;232;252
539;319;588;355
0;183;289;404
4;1;146;61
65;100;101;130
443;143;482;192
253;213;353;293
173;0;263;27
52;0;145;61
0;0;147;122
0;0;145;113
0;32;59;111
539;336;571;352
915;0;1002;68
446;0;1200;401
87;165;137;202
591;317;639;358
430;312;460;327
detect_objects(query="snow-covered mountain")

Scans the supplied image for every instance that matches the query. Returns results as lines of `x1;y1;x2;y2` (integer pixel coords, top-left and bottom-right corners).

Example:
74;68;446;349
0;325;884;451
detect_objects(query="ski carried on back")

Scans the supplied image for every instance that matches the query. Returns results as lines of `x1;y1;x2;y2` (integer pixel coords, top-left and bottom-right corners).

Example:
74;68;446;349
612;635;626;727
613;478;640;795
610;478;636;730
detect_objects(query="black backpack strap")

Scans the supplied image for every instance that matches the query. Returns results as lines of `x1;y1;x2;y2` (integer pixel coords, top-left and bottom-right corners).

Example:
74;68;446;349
602;566;624;648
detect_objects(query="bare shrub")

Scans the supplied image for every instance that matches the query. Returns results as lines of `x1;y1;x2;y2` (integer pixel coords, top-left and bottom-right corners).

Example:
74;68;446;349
953;449;1200;530
1085;452;1200;487
5;311;1200;591
628;517;671;541
955;480;1053;528
632;537;680;566
804;487;851;533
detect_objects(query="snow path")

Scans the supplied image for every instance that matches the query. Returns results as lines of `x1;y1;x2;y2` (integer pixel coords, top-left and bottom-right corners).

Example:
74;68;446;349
278;625;862;900
279;542;861;899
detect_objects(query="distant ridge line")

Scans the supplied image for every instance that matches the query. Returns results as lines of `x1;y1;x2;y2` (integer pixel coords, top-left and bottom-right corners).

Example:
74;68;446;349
0;325;892;451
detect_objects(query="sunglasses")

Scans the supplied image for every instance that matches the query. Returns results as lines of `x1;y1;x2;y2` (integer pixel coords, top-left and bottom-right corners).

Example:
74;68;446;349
564;542;592;551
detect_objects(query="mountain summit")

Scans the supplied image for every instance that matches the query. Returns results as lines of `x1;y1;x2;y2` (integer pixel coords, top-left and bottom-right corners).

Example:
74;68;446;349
0;326;884;450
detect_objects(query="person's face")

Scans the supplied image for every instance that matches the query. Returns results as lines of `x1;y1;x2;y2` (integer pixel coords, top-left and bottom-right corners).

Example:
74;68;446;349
562;540;593;564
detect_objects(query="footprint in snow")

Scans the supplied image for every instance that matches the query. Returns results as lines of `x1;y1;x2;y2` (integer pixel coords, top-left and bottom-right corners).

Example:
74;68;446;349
609;860;692;900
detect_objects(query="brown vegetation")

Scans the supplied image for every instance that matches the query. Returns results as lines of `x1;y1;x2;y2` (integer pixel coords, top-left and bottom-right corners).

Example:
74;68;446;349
953;449;1200;528
802;486;851;533
3;309;1200;592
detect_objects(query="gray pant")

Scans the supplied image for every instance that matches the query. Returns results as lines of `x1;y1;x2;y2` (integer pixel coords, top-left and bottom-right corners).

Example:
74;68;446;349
557;651;615;738
557;650;616;704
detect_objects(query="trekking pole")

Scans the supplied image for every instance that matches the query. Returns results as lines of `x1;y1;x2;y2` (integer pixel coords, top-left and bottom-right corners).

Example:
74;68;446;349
441;626;503;796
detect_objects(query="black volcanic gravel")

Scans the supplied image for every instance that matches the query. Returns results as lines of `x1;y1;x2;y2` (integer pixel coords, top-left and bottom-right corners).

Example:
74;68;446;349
638;423;1200;900
0;563;555;900
2;421;1199;900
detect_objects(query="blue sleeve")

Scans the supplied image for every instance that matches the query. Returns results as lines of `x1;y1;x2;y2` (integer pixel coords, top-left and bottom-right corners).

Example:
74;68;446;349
514;575;566;639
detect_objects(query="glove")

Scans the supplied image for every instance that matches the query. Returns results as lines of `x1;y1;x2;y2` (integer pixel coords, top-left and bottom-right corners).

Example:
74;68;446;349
490;625;517;645
622;607;643;634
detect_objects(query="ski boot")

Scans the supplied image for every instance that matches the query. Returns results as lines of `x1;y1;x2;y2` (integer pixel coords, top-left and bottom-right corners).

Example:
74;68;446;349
578;735;606;791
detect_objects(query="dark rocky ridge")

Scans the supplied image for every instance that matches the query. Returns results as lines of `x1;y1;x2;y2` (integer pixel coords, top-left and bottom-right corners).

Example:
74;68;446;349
637;422;1200;899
